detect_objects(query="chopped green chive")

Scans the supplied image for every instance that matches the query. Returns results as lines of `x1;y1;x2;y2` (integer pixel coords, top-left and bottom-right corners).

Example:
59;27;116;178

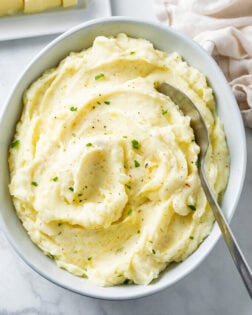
68;186;74;192
70;106;78;111
134;160;140;168
58;231;62;236
31;181;38;187
116;247;124;253
137;230;141;234
123;279;130;285
123;136;128;139
130;51;135;55
72;133;76;137
131;139;140;149
189;236;194;240
152;249;156;255
125;184;131;190
10;139;20;149
86;143;92;147
127;209;133;216
87;257;92;261
81;273;88;279
188;204;196;211
53;177;58;182
78;193;83;197
58;223;62;226
95;73;105;80
104;101;110;105
47;253;55;260
162;110;168;115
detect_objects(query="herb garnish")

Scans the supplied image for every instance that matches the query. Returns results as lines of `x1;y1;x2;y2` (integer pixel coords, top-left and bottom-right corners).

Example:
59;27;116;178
134;160;140;168
47;253;55;260
116;247;124;253
95;73;105;80
125;184;131;190
104;101;110;105
123;279;130;285
188;204;196;211
130;51;135;55
31;181;38;187
162;110;168;115
87;257;92;261
152;249;156;255
131;139;140;149
53;177;58;182
86;143;92;147
127;209;133;216
10;139;20;149
189;236;194;240
70;106;78;111
81;273;88;279
68;186;74;192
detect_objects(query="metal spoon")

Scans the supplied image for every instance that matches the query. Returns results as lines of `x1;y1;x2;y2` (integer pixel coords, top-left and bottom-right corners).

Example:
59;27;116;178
157;82;252;298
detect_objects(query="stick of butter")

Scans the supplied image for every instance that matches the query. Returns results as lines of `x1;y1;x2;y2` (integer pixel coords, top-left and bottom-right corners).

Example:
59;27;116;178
24;0;61;13
62;0;78;8
0;0;22;16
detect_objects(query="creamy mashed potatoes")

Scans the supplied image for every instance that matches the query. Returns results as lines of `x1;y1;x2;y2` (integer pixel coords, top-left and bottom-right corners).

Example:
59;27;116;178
9;34;229;286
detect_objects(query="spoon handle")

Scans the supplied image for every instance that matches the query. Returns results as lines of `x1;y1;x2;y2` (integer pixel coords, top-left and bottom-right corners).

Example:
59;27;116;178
200;167;252;299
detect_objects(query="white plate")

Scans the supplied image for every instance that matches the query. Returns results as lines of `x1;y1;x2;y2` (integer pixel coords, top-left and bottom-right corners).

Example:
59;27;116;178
0;0;111;41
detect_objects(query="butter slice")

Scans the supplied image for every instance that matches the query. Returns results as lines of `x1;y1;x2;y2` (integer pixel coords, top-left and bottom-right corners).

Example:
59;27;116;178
0;0;22;16
24;0;61;13
62;0;78;8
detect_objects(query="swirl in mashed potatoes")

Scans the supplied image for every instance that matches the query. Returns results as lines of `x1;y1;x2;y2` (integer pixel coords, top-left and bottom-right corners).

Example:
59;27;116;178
9;34;229;286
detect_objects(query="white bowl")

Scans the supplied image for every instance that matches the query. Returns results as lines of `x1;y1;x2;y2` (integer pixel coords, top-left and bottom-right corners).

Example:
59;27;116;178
0;17;246;300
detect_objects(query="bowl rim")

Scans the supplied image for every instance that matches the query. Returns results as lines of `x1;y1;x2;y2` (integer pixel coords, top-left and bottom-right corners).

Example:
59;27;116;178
0;16;247;300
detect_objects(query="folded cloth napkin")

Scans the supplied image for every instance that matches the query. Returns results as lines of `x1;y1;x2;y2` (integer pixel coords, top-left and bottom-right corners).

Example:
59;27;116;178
154;0;252;127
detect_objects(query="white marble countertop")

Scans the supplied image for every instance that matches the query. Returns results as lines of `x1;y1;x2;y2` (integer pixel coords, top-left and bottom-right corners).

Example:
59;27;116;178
0;0;251;314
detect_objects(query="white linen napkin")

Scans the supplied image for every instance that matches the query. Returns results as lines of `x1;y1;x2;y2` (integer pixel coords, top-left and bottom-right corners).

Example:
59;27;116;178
154;0;252;127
